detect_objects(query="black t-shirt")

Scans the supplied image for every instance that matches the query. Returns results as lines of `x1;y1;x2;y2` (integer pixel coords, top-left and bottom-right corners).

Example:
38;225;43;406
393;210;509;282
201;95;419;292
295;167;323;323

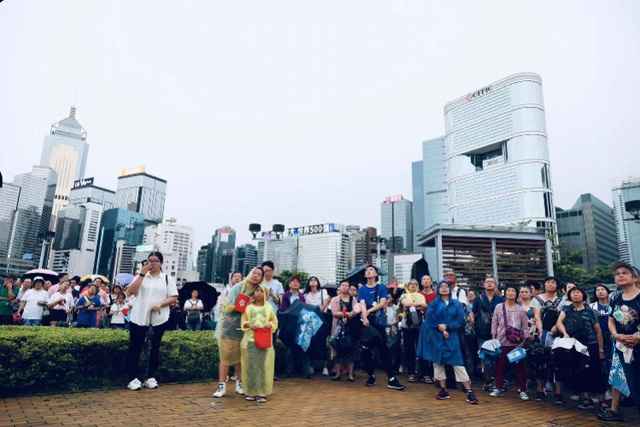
610;291;640;336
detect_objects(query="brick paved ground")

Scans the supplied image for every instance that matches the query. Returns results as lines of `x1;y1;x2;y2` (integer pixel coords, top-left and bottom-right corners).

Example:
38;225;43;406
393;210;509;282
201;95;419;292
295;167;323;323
0;377;636;427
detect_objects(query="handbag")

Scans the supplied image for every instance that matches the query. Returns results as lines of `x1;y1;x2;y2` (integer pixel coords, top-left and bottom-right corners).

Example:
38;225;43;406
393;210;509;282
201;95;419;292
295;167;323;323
235;294;250;313
502;303;524;344
254;327;273;349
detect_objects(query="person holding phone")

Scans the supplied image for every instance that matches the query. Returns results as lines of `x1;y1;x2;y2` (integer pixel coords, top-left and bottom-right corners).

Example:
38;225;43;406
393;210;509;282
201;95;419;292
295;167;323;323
125;251;178;391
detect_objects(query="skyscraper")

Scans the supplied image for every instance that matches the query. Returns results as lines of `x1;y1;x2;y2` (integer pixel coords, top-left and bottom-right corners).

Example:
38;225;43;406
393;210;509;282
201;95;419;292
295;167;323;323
94;208;145;277
444;73;556;238
233;244;258;276
69;178;115;209
380;195;413;252
613;178;640;267
556;194;618;270
40;106;89;222
8;166;57;269
115;167;166;224
411;161;424;252
143;218;195;280
0;183;20;260
211;226;236;283
48;202;103;275
197;244;213;282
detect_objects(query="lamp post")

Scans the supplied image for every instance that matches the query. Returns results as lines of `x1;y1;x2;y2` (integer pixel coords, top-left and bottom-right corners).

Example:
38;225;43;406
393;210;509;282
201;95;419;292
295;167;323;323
249;223;286;268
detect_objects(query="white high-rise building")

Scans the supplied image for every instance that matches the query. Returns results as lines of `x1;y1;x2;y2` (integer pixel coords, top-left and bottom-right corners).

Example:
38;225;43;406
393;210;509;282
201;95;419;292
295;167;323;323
48;202;103;275
613;178;640;268
69;178;115;210
444;73;556;237
0;183;21;260
40;106;89;223
393;253;423;285
115;167;166;224
142;217;195;280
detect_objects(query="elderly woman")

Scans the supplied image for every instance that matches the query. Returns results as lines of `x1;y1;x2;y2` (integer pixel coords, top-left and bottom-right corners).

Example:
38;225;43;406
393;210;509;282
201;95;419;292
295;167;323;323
400;279;427;382
213;267;265;398
417;281;478;404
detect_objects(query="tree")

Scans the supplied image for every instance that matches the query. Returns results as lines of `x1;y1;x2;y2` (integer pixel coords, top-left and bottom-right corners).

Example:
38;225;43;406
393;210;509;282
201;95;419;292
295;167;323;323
276;270;309;290
554;250;613;288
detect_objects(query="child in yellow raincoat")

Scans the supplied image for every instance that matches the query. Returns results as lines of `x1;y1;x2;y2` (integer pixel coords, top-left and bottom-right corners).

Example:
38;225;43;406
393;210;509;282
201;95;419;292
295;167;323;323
241;285;278;403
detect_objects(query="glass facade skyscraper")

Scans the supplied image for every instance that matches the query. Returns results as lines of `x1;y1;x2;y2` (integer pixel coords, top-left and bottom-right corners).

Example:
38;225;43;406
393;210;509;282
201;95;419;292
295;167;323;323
94;208;145;277
0;183;20;260
613;178;640;268
380;195;413;252
40;106;89;222
115;168;166;224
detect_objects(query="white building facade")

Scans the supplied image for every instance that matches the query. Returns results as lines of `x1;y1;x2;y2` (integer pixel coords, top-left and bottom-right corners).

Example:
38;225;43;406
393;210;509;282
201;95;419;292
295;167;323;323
142;217;195;281
613;178;640;268
40;107;89;222
115;167;167;224
444;73;556;238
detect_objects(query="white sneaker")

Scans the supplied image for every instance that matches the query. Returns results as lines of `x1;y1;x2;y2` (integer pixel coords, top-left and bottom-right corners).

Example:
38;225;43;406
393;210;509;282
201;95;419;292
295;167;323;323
235;380;244;395
127;378;142;391
212;382;226;398
322;367;329;376
519;391;530;401
143;378;159;389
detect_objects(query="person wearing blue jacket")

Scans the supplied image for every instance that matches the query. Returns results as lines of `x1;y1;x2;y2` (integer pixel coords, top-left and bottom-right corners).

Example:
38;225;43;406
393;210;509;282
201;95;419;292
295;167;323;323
417;280;479;404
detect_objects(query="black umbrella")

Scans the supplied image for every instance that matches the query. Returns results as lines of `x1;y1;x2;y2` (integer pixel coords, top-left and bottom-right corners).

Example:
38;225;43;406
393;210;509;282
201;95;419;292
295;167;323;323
345;265;367;287
178;281;219;313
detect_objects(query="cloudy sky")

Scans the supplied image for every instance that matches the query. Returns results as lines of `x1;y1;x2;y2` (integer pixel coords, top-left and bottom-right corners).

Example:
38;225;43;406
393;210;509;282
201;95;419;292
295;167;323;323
1;1;638;248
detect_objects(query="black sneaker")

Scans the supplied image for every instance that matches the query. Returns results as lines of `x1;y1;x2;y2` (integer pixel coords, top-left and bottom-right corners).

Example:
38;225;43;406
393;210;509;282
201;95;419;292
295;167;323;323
535;391;546;401
436;388;450;400
366;375;376;387
387;377;406;391
554;394;565;405
466;390;479;405
597;408;624;422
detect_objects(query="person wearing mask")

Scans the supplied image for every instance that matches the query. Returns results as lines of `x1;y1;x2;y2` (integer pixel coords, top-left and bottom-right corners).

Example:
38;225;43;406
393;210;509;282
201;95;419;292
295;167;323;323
279;276;306;311
556;286;605;410
531;276;562;402
241;285;278;403
76;284;102;328
400;279;427;383
0;275;16;325
329;280;363;381
261;261;284;312
418;281;479;404
471;276;504;390
125;251;178;391
184;289;204;331
48;280;71;327
598;262;640;422
18;277;49;326
213;267;264;398
489;285;530;400
357;265;405;390
110;292;128;329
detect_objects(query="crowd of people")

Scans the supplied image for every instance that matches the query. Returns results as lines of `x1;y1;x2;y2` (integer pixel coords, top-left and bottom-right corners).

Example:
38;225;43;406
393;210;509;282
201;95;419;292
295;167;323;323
1;255;639;421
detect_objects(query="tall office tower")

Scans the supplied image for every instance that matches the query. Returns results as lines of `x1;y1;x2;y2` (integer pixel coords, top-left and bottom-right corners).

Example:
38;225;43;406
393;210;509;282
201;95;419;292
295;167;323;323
143;217;195;278
115;166;166;225
380;195;413;253
233;244;258;276
0;183;20;260
197;244;214;282
211;226;236;283
444;73;556;238
40;106;89;223
94;208;145;277
612;178;640;267
69;178;115;209
48;202;103;274
8;166;57;268
556;194;618;270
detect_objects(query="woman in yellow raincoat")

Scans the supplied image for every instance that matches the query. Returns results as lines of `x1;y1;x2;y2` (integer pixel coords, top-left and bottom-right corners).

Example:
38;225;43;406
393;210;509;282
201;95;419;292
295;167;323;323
241;285;278;403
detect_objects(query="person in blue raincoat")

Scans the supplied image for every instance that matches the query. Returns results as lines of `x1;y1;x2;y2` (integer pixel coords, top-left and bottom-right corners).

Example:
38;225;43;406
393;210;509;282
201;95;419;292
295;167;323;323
417;280;479;404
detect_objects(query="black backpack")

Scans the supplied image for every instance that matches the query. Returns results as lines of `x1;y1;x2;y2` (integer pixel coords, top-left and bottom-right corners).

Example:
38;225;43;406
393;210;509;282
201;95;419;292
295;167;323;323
536;296;561;332
563;308;592;344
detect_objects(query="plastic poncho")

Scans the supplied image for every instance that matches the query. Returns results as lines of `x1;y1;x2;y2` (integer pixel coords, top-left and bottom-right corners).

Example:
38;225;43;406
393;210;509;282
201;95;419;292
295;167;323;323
417;297;466;366
241;303;278;397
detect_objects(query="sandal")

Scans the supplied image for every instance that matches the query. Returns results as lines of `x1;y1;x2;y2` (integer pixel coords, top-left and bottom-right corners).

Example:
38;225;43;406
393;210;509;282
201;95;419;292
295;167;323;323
256;396;267;403
245;396;256;401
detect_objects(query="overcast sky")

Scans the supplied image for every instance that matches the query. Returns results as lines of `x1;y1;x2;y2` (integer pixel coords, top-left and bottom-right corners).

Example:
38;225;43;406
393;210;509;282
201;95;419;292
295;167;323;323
1;1;638;249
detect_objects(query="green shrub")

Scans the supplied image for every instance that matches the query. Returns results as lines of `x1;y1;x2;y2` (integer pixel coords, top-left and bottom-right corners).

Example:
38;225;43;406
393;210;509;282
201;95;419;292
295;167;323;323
0;326;218;396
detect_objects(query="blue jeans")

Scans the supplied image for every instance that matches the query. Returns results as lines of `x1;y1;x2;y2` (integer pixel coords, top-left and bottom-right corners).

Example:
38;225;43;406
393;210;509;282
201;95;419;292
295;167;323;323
23;319;41;326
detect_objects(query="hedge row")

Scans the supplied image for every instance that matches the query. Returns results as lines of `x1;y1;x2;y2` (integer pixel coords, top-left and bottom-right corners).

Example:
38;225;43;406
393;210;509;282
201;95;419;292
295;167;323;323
0;326;218;396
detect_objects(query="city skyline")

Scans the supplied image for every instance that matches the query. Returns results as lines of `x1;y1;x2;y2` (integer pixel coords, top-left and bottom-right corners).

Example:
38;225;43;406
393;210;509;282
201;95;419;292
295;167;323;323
2;1;639;251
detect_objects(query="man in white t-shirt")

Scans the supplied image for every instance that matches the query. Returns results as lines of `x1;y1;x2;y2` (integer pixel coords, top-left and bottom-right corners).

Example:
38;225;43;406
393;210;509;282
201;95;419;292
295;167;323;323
261;261;284;312
19;277;49;326
444;270;468;306
125;252;178;391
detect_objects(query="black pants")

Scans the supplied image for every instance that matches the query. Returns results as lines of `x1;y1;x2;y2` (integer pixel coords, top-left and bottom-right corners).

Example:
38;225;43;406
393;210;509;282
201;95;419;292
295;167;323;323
361;324;395;379
127;322;167;381
403;328;421;375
